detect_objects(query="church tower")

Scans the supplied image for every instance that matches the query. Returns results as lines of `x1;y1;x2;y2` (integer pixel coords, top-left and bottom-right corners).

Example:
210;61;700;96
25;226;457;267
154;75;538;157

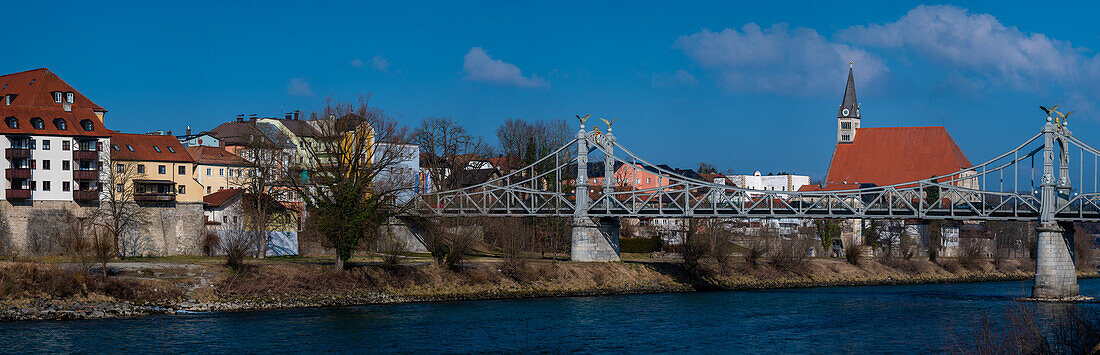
836;63;860;144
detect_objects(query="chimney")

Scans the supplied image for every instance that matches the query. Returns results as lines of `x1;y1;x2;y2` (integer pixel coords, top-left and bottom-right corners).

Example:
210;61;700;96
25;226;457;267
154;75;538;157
236;114;244;123
285;112;293;120
167;130;172;136
249;114;258;122
186;126;191;136
294;110;300;120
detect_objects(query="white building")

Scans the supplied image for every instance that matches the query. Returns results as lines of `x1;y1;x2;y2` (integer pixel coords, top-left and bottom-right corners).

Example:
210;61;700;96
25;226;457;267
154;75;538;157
0;68;111;202
728;171;811;195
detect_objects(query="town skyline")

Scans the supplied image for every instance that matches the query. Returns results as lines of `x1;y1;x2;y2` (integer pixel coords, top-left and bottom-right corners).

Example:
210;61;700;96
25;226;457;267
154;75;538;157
4;1;1100;178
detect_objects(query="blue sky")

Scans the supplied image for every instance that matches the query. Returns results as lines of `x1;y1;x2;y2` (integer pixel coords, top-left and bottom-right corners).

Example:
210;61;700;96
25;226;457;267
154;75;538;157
5;1;1100;178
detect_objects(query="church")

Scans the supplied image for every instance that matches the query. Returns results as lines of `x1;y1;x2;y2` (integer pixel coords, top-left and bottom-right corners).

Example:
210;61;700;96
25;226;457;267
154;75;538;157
808;65;975;191
803;65;976;256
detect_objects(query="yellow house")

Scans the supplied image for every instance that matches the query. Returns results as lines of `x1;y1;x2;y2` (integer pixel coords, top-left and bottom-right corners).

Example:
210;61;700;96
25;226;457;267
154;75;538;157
186;145;252;195
256;117;319;167
110;133;202;203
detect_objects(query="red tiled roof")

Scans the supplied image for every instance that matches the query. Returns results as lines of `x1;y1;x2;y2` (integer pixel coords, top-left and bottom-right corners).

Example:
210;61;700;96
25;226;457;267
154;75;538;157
0;68;104;111
825;127;971;187
110;133;194;163
203;188;242;208
186;146;250;166
0;68;109;137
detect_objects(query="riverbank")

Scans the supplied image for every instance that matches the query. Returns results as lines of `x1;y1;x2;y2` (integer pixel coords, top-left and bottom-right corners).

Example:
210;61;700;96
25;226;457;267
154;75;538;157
1;257;1095;321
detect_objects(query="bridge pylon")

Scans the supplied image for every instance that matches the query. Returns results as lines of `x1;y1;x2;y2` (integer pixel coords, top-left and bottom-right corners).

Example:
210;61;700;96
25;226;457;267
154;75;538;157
1033;116;1078;298
571;119;622;262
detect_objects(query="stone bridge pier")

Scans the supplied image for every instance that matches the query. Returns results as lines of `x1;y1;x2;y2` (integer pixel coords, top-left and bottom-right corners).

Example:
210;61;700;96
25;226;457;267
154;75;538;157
1032;221;1078;298
571;217;621;262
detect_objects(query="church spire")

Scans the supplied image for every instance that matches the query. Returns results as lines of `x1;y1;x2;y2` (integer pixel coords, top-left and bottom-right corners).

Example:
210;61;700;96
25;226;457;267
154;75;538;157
836;62;861;144
838;62;859;118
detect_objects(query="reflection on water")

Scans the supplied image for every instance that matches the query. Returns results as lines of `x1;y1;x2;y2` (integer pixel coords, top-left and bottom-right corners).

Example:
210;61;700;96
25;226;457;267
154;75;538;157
2;279;1098;353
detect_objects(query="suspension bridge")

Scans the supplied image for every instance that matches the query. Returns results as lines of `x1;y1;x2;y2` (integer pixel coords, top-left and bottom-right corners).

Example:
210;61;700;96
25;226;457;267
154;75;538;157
415;112;1097;299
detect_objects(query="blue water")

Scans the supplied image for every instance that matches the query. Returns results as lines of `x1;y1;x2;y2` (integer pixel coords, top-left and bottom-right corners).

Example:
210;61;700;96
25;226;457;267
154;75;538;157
2;279;1098;353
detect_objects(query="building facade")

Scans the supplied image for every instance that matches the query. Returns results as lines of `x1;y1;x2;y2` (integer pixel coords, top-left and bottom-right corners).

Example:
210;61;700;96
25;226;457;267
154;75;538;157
110;133;203;203
187;145;252;195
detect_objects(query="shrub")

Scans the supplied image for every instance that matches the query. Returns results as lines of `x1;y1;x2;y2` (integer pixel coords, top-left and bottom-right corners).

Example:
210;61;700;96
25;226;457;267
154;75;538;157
844;243;864;265
619;237;661;253
772;238;812;271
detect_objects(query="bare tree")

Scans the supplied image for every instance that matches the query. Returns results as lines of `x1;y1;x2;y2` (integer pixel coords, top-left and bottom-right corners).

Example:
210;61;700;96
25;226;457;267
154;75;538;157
230;128;290;258
89;226;115;278
414;116;492;191
91;156;148;258
284;97;416;272
495;117;570;169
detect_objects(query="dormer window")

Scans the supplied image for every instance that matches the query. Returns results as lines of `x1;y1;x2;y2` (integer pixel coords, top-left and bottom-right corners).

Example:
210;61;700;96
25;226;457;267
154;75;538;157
80;119;94;131
167;146;175;153
53;118;66;130
112;144;120;151
4;94;12;105
153;146;161;153
53;92;63;103
4;117;16;129
65;92;74;104
31;118;44;130
126;145;134;152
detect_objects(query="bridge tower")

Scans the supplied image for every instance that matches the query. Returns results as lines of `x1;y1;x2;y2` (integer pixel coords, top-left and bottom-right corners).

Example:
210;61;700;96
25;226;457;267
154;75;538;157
571;121;621;262
1033;117;1078;298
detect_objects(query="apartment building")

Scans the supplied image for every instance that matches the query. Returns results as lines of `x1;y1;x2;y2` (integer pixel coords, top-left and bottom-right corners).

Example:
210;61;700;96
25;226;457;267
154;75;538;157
0;68;111;202
187;145;252;194
110;133;202;203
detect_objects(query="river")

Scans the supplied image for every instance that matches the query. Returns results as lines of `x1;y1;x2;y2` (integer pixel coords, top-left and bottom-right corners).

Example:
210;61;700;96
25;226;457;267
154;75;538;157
2;278;1099;353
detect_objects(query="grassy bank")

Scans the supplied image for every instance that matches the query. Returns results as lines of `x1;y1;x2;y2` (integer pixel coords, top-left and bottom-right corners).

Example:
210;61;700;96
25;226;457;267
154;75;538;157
0;256;1095;320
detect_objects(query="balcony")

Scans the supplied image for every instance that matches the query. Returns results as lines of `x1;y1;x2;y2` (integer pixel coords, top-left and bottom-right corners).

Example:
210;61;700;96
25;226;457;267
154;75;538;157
135;193;176;202
5;148;30;160
73;170;98;181
5;168;30;179
73;190;98;201
6;189;31;200
72;150;98;161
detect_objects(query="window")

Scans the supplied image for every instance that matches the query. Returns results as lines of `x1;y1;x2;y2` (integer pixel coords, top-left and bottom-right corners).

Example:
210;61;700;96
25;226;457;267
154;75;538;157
841;122;852;130
158;165;166;174
62;140;70;150
167;146;175;153
42;140;50;150
219;168;224;177
206;168;211;176
112;144;119;151
62;182;70;192
80;119;93;131
42;160;50;170
65;92;74;103
178;166;186;175
178;185;185;194
153;146;161;153
30;160;35;169
841;134;850;141
228;169;234;177
31;118;43;129
116;183;123;192
53;118;66;130
4;117;17;129
137;164;145;174
29;140;35;149
62;160;70;171
206;186;211;194
30;181;36;191
116;164;123;173
126;145;133;152
42;181;50;191
53;92;63;103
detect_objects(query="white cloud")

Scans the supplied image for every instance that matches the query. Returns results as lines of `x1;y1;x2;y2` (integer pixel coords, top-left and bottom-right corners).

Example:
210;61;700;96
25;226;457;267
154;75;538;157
370;55;390;72
350;59;365;68
286;77;313;97
651;69;698;88
463;47;546;88
836;5;1096;91
674;23;888;95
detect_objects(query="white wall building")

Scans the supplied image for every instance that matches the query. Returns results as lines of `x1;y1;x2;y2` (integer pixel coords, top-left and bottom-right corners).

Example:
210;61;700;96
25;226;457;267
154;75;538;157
728;171;811;195
0;68;112;203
